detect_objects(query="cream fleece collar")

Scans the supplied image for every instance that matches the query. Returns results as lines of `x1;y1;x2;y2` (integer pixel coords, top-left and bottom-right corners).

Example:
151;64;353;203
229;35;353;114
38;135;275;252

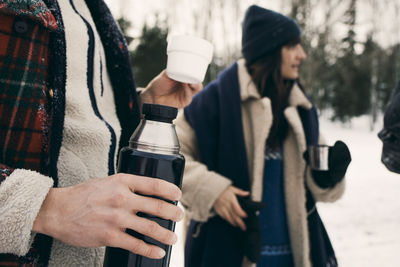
237;58;313;110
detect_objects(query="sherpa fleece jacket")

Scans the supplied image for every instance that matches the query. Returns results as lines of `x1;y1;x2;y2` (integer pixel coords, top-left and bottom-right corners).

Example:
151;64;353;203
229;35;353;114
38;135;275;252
0;0;140;266
175;58;346;267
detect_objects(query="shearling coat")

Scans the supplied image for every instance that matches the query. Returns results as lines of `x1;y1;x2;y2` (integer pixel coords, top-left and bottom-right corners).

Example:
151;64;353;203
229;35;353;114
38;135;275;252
0;0;140;265
175;59;345;267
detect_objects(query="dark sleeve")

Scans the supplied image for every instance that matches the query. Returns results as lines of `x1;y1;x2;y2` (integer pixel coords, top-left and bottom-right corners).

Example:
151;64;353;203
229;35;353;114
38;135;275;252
379;81;400;173
383;81;400;131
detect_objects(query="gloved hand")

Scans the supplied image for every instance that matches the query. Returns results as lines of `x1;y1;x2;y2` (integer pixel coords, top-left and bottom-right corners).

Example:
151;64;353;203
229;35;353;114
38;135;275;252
303;140;352;188
237;197;265;263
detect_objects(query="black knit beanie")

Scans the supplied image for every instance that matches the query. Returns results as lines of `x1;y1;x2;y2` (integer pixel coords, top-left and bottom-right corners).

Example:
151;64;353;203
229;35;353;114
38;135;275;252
241;5;301;65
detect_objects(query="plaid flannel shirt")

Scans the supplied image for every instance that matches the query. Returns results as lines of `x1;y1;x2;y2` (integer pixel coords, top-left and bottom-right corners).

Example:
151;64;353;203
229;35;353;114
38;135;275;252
0;0;57;184
0;4;57;265
0;13;55;184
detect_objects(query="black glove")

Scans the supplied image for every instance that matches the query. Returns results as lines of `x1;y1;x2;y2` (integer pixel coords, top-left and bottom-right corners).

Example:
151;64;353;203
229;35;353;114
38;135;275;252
237;197;265;263
303;140;352;188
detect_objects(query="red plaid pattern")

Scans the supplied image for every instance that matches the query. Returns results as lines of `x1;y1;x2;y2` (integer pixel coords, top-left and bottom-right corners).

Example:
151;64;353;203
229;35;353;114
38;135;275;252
0;0;57;31
0;14;51;183
0;13;53;267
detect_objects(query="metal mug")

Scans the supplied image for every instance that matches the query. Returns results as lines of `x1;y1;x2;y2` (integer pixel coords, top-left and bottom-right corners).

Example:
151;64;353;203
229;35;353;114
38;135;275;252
307;145;330;171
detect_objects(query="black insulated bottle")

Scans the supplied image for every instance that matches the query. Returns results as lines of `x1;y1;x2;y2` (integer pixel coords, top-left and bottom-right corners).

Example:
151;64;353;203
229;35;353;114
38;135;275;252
103;103;185;267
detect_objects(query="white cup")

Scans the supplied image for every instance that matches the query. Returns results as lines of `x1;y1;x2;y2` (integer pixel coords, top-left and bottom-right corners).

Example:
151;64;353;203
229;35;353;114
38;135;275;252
166;35;213;84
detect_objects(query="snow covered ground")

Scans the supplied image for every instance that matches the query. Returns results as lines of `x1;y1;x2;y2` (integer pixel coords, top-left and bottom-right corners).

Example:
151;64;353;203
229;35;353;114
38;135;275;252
317;116;400;267
170;115;400;267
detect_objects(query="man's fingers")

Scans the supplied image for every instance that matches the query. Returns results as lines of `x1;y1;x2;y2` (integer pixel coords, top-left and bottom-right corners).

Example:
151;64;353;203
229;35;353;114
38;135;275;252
108;211;178;247
130;194;184;222
188;83;202;93
106;231;166;259
117;174;181;202
183;86;194;101
126;215;178;246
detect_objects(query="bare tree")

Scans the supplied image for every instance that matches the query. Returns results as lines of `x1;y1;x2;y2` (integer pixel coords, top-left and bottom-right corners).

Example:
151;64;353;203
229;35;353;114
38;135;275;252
367;0;380;130
392;0;400;82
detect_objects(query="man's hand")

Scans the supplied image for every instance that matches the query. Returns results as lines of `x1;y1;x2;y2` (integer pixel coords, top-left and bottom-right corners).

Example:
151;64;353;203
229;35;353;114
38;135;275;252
140;70;202;109
213;186;249;231
32;174;184;259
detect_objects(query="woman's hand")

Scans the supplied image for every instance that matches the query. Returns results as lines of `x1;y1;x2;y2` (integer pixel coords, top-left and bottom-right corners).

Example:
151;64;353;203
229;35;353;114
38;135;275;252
213;185;249;231
140;70;202;109
32;173;184;259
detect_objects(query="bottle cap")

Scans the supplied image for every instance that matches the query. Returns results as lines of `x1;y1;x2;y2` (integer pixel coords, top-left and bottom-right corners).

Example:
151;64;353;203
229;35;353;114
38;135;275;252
142;103;178;123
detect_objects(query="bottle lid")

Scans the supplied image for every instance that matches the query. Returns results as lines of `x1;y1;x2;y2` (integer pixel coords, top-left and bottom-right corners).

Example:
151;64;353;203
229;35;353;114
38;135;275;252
142;103;178;123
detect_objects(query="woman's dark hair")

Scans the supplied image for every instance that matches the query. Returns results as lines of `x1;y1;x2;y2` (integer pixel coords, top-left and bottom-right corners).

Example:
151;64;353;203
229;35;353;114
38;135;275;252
245;36;301;149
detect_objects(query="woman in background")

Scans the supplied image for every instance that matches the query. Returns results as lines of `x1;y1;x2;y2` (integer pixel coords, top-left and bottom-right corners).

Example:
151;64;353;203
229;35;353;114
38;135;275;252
176;5;351;267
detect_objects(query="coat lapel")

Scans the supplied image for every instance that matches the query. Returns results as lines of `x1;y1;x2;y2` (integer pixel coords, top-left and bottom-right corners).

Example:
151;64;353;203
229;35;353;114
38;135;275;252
283;107;310;267
237;59;314;266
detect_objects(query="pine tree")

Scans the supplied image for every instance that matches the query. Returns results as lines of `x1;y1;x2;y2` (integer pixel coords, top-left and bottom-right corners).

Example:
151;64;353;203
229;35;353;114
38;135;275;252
117;17;134;46
379;44;400;110
130;22;168;88
330;0;372;121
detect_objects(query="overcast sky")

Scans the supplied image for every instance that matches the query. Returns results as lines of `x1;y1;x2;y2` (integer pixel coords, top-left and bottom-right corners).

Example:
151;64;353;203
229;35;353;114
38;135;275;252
104;0;400;54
